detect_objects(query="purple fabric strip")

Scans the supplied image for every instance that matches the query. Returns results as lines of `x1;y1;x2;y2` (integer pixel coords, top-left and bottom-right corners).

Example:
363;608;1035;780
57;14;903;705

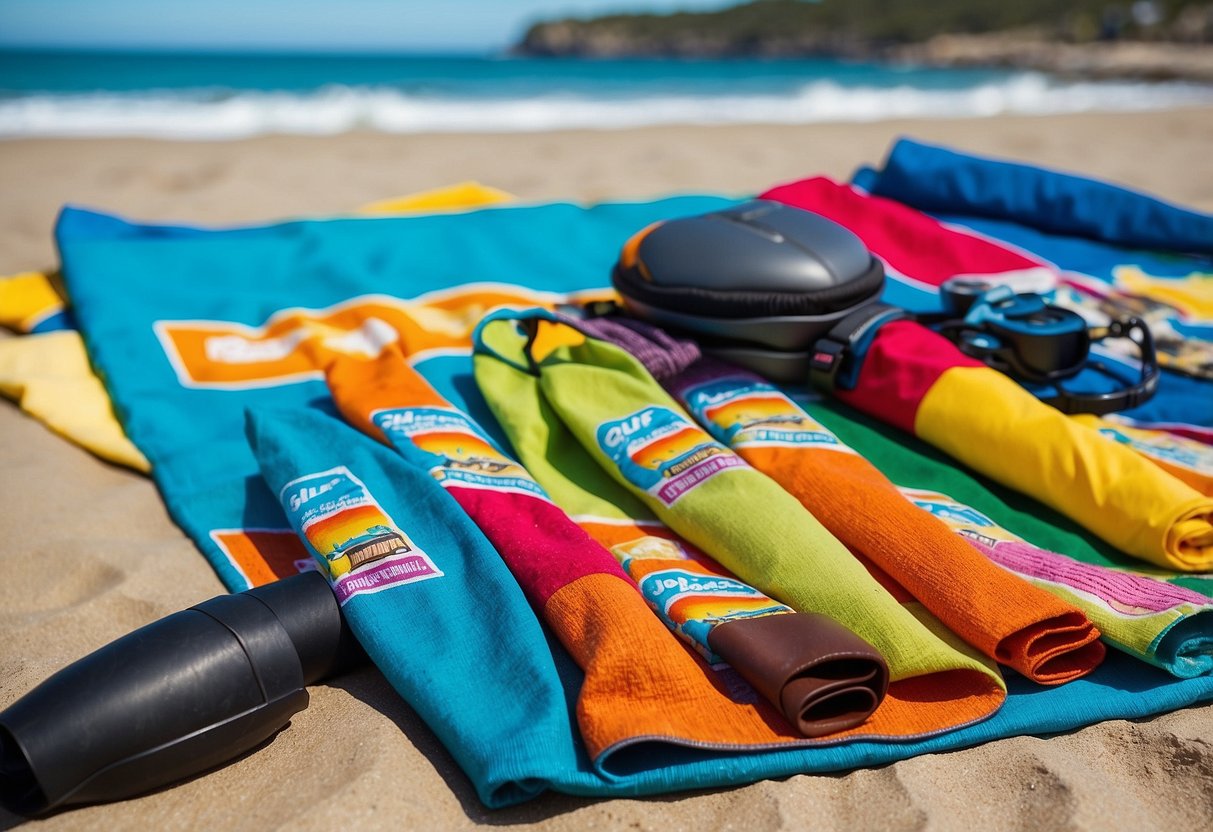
970;537;1212;614
577;316;701;382
577;315;768;402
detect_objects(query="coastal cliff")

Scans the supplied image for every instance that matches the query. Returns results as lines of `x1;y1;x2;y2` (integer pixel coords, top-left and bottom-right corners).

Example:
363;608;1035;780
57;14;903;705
516;0;1213;82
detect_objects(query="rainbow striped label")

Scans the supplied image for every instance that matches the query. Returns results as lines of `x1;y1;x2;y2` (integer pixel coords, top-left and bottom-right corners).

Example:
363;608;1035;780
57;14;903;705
623;563;792;664
280;465;443;604
374;406;548;499
597;406;744;506
899;487;1023;547
684;376;851;452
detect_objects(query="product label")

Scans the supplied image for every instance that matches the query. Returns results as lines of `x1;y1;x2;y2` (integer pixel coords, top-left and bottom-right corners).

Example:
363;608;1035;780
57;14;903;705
898;487;1023;548
683;376;851;452
373;406;548;499
279;465;443;605
153;284;612;390
609;534;694;563
597;406;745;506
626;564;792;664
1096;425;1213;476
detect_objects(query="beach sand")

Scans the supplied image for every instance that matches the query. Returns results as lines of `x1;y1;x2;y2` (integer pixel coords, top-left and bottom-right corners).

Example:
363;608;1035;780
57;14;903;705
1;107;1212;831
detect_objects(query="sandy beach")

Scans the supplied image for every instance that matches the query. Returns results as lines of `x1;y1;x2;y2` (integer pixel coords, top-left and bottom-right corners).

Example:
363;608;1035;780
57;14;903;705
1;107;1212;831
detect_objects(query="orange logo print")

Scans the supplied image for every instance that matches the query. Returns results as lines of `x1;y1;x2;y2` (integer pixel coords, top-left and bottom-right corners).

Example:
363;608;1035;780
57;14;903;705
155;284;612;389
210;528;313;589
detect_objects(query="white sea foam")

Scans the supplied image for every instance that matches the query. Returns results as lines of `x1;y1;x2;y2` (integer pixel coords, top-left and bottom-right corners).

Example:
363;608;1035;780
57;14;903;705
2;73;1211;139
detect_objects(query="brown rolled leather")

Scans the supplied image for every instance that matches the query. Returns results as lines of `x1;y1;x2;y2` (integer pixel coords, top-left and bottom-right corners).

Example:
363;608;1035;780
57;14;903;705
707;611;889;738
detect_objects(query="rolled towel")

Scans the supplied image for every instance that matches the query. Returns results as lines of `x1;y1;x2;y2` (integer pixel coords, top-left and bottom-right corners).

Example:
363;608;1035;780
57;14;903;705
834;318;1213;572
898;486;1213;679
582;315;1105;685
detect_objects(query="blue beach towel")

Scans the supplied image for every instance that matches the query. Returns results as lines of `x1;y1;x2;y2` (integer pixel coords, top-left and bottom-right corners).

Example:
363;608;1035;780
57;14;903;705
55;164;1213;804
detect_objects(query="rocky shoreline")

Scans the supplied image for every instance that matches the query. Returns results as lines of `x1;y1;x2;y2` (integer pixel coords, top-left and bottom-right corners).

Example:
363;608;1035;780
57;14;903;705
893;34;1213;83
517;26;1213;84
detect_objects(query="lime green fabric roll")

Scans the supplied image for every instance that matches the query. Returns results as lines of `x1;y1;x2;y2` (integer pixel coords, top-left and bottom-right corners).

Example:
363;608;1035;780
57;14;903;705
473;311;1002;690
472;323;647;524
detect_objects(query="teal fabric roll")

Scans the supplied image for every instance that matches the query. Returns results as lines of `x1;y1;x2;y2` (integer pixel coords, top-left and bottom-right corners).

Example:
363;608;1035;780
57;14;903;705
246;406;583;807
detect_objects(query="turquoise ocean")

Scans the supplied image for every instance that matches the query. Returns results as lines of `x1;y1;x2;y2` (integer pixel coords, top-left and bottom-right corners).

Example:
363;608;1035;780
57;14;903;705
2;49;1212;138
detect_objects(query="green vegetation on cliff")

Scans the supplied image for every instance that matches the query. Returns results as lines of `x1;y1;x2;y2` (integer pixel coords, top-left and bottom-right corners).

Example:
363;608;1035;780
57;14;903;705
518;0;1209;58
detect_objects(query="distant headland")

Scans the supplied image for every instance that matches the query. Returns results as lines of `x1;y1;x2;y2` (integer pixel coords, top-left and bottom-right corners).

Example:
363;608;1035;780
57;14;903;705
515;0;1213;83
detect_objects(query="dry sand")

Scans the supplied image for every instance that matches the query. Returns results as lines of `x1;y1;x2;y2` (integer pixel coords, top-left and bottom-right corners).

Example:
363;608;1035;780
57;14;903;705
1;108;1212;831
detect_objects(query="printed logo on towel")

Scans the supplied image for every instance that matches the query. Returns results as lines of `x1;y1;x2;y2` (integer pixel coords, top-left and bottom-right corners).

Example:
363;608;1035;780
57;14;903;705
609;534;694;563
372;406;548;499
209;528;315;589
897;487;1023;549
279;465;442;605
1054;275;1213;381
572;515;711;562
683;377;852;453
153;285;610;390
626;565;792;664
597;406;745;506
1095;425;1213;476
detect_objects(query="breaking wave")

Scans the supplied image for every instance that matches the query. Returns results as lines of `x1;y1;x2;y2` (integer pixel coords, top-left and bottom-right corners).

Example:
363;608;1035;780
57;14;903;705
2;73;1211;139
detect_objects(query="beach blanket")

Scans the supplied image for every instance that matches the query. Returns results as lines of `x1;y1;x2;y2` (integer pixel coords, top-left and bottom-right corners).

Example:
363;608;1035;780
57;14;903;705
0;329;149;470
51;144;1213;804
0;181;515;473
0;270;70;333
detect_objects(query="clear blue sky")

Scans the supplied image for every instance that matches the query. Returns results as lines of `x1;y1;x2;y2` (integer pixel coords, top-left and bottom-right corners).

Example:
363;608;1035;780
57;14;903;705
0;1;742;52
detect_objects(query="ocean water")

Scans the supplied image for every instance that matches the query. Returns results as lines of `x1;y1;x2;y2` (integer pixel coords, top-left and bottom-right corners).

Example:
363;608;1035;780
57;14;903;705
2;49;1212;139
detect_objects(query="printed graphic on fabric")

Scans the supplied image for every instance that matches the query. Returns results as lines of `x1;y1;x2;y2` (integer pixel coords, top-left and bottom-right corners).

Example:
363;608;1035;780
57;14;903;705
897;488;1024;549
623;561;793;665
573;516;719;568
899;487;1210;617
1053;273;1213;381
209;528;313;588
596;406;745;506
1095;425;1213;477
279;465;443;604
373;406;548;499
609;533;695;563
1113;266;1213;322
683;376;853;452
154;284;610;389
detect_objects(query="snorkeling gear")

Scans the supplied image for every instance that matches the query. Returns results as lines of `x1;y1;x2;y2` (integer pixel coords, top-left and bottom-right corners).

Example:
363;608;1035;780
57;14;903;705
932;279;1159;414
809;281;1159;415
0;570;362;815
613;203;1159;414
